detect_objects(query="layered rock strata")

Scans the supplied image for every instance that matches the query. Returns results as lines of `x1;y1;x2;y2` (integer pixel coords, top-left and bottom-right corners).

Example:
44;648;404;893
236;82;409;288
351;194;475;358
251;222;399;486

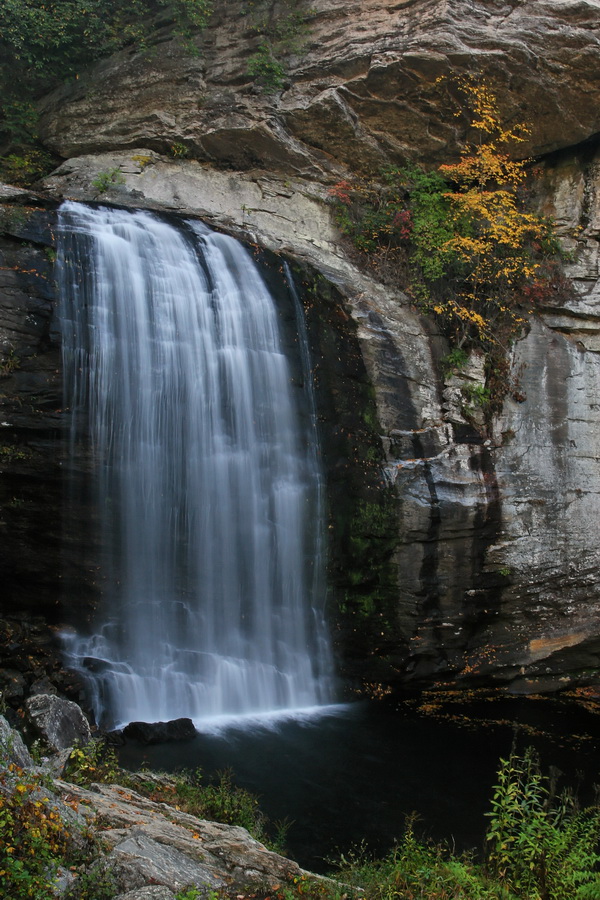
37;0;600;174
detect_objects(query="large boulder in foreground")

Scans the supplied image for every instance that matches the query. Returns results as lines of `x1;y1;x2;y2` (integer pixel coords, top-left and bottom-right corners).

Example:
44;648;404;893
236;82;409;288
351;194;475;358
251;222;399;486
26;693;92;751
1;713;319;900
52;779;317;898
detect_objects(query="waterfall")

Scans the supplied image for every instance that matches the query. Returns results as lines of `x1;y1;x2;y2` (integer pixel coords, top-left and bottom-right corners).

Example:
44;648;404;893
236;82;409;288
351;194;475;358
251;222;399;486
57;201;334;729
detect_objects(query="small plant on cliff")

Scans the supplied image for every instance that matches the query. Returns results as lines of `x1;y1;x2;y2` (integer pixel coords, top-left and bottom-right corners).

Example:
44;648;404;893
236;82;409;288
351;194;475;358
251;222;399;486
63;861;117;900
245;0;315;93
0;445;31;462
172;0;213;33
65;740;120;786
174;889;203;900
248;41;287;93
0;348;21;375
328;78;568;412
0;148;55;186
91;167;125;194
169;141;189;158
441;346;469;376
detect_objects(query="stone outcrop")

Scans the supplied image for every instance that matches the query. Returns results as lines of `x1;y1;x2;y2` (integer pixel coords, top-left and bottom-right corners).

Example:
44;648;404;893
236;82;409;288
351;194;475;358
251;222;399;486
0;200;64;615
2;0;600;695
37;0;600;174
54;779;307;895
0;715;324;899
0;713;34;768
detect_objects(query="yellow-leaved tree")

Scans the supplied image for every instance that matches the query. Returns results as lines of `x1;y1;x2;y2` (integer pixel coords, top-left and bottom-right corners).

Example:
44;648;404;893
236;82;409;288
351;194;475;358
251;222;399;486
426;79;562;348
330;78;567;356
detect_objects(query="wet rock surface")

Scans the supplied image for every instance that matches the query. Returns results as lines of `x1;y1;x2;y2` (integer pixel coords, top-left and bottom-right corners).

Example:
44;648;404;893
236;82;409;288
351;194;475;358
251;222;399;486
122;718;198;745
40;143;600;694
0;203;64;614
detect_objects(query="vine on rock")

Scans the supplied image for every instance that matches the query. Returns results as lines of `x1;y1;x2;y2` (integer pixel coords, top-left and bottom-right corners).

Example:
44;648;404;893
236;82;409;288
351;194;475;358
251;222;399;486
244;0;315;93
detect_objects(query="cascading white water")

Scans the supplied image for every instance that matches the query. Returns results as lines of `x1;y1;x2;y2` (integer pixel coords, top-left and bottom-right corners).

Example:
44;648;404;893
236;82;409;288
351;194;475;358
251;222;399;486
57;201;334;729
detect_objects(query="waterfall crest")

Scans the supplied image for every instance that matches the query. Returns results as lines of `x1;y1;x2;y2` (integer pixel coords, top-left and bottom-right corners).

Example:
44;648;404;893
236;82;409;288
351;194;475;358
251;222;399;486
57;202;334;729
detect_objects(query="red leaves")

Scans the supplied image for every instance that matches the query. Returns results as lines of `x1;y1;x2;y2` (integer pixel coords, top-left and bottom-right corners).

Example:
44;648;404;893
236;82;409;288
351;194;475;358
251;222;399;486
327;180;353;205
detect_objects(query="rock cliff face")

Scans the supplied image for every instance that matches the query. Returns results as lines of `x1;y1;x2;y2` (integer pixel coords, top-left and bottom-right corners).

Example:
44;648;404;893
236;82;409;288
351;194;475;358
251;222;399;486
38;0;600;173
2;0;600;696
0;192;63;613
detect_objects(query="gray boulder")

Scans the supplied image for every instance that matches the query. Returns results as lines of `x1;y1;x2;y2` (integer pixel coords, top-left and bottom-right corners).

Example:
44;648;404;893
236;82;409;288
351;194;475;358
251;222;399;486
52;779;309;892
0;714;34;768
108;828;228;895
117;889;176;900
25;693;92;751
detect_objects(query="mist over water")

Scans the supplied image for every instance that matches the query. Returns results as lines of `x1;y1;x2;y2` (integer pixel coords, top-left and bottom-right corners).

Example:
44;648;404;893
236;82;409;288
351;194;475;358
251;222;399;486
57;202;334;729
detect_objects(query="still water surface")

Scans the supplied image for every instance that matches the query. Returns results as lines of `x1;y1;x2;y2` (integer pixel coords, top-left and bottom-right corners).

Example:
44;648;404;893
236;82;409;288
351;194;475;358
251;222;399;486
117;697;600;872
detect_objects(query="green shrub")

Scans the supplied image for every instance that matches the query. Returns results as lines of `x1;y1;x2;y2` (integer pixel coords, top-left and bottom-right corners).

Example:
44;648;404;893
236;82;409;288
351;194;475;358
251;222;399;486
328;80;566;357
169;141;189;158
328;79;570;421
486;748;600;899
332;751;600;900
245;0;314;93
132;767;288;853
0;765;78;899
174;889;203;900
441;347;470;376
462;382;491;410
0;349;21;375
64;740;120;786
335;825;503;900
171;0;212;33
91;167;125;194
172;769;271;844
248;42;286;93
63;861;117;900
63;745;288;854
0;149;56;186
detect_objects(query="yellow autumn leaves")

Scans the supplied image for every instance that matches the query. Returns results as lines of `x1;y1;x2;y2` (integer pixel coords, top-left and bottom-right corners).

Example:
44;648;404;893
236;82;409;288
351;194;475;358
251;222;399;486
330;77;565;353
422;77;561;348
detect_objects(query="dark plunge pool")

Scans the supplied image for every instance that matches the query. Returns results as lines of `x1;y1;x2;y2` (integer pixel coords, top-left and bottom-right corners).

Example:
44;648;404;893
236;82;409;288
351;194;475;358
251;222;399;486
116;695;600;873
